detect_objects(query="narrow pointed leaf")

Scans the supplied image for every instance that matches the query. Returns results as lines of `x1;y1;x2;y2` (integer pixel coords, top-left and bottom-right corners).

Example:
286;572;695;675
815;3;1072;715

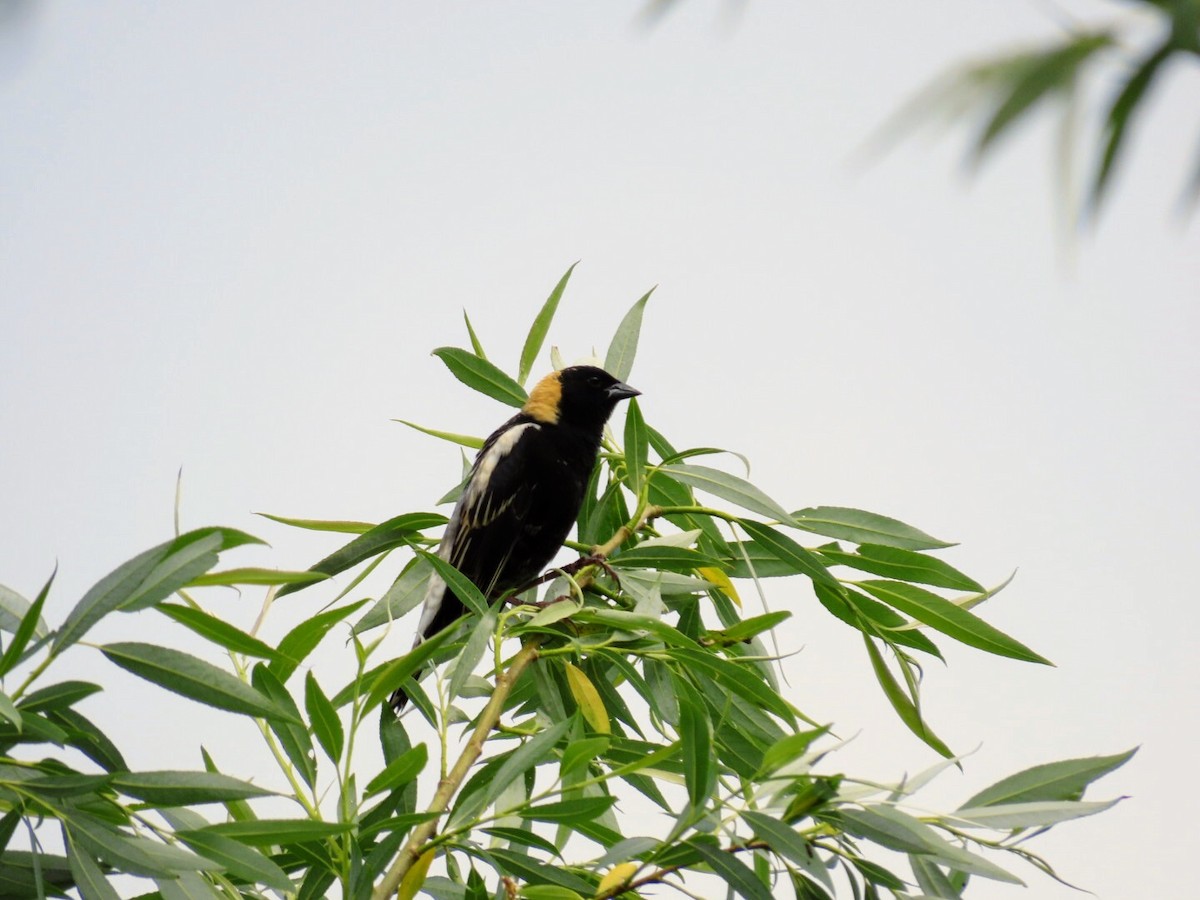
176;830;293;893
863;635;952;758
519;262;577;385
0;569;52;676
685;838;774;900
671;674;715;808
953;799;1121;829
433;346;527;407
858;580;1051;664
185;568;327;588
962;748;1136;808
738;520;838;588
304;672;344;763
157;604;286;662
112;770;274;806
660;464;792;523
254;513;373;534
564;662;610;734
623;397;648;495
57;528;262;652
101;642;298;723
394;419;485;450
276;513;445;598
365;744;428;798
604;288;653;382
791;507;953;550
482;718;572;806
819;545;982;592
355;557;436;634
463;309;488;360
417;551;489;617
270;598;369;683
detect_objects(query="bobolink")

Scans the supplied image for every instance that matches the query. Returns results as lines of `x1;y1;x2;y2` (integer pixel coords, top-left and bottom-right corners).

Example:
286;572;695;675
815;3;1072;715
391;365;639;710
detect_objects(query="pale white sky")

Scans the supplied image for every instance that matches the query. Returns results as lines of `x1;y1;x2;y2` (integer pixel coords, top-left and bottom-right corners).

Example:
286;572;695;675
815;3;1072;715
2;2;1198;898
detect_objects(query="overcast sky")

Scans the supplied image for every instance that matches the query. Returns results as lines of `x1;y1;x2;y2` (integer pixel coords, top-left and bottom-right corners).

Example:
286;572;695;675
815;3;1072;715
2;2;1198;898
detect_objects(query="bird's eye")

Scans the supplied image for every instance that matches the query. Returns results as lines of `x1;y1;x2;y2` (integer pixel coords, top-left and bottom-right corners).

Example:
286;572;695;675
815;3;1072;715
588;374;603;387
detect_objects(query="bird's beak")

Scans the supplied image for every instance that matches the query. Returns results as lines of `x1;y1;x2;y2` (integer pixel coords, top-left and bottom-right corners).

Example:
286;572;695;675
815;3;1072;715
607;381;640;401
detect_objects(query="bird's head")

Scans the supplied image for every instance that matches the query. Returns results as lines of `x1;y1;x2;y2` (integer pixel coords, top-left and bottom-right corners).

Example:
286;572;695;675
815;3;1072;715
523;366;640;429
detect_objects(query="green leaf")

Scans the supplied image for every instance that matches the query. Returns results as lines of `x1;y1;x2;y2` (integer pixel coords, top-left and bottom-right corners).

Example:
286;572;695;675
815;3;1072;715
449;607;497;703
610;545;720;573
176;830;293;893
66;812;220;877
482;718;573;807
819;545;982;592
112;770;275;806
46;707;127;772
101;642;298;723
251;663;317;787
953;798;1121;830
17;680;102;713
1091;42;1171;213
157;604;286;662
57;528;263;652
857;580;1052;664
705;611;792;647
961;747;1136;808
560;736;610;780
757;726;829;777
623;397;648;495
276;513;446;599
863;635;952;758
270;599;369;683
815;582;943;658
0;579;50;637
519;262;577;386
364;744;429;798
742;810;821;871
463;309;488;360
485;848;596;894
185;568;328;588
393;419;486;450
65;833;122;900
737;521;838;588
790;507;953;550
0;569;52;677
188;819;353;846
671;675;715;808
685;838;774;900
304;672;344;763
667;648;796;724
433;346;528;407
660;464;791;523
356;623;459;710
254;513;373;534
417;550;489;617
355;557;436;634
974;33;1113;157
521;796;617;824
604;288;653;382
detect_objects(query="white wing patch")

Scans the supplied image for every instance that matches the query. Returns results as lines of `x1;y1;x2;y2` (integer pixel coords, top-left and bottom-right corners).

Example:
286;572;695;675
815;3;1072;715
413;421;539;645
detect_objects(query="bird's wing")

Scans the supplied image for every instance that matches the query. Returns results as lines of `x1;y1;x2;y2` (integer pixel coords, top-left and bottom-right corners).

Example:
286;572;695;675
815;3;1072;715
414;418;540;640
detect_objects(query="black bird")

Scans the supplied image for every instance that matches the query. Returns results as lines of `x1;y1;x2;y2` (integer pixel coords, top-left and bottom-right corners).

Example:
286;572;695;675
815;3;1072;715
391;365;639;710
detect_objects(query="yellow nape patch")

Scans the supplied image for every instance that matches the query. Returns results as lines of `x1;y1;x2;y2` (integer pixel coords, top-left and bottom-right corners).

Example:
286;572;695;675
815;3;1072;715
523;371;562;423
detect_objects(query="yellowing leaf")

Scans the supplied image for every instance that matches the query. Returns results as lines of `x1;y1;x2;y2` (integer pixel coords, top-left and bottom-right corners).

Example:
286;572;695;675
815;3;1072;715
699;566;741;608
564;662;610;734
397;849;435;900
597;861;640;895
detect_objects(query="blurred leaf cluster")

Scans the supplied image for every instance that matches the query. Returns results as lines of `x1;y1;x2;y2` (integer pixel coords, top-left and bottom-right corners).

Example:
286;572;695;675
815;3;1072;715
0;268;1131;898
886;0;1199;221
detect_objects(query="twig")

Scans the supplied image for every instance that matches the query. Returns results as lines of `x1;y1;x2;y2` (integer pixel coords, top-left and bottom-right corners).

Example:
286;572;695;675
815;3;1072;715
371;640;541;899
